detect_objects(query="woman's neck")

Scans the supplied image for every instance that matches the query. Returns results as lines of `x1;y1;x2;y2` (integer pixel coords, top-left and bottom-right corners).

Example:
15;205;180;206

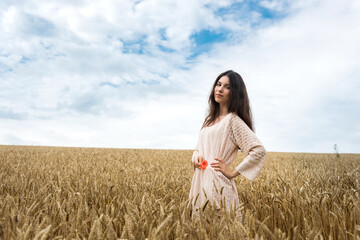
218;105;229;116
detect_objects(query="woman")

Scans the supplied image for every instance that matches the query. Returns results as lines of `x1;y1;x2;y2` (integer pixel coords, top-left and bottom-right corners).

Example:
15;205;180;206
188;70;266;221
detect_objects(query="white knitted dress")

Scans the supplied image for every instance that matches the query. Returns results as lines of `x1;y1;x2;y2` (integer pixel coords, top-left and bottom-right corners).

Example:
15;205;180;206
189;112;266;219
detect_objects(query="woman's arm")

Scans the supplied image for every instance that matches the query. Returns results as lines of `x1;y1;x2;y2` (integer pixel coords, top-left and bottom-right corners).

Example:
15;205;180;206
211;157;241;179
230;114;267;181
192;143;199;163
191;140;204;169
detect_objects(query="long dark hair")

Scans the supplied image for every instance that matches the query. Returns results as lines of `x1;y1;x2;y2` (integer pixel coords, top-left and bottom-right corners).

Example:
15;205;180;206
202;70;254;131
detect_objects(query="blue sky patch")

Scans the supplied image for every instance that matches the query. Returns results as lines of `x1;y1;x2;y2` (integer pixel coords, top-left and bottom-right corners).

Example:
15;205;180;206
159;28;167;41
191;29;228;46
248;1;288;20
122;36;147;54
157;45;175;53
214;1;287;25
189;29;229;59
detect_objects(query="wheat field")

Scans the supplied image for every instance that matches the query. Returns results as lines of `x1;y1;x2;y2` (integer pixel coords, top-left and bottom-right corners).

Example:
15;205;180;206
0;145;359;239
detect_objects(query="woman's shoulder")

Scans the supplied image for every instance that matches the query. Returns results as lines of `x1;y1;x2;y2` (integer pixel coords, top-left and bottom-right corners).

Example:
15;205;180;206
229;112;238;118
229;112;243;121
229;112;247;126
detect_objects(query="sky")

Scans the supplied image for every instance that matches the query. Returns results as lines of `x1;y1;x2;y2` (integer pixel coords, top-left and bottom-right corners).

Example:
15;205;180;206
1;0;359;153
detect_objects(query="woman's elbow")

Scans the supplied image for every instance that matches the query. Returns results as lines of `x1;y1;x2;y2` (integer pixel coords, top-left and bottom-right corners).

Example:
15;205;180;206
261;145;267;158
253;144;266;156
255;145;267;162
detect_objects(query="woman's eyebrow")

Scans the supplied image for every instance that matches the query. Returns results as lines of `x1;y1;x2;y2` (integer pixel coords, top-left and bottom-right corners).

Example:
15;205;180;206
218;81;229;86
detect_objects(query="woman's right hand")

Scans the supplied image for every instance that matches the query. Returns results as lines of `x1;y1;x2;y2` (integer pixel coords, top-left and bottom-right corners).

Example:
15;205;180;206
193;155;204;169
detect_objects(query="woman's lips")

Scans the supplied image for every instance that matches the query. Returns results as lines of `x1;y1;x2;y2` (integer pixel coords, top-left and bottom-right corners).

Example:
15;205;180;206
215;94;223;97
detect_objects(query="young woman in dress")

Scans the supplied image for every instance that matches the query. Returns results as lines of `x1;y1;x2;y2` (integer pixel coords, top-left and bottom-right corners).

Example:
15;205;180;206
188;70;266;220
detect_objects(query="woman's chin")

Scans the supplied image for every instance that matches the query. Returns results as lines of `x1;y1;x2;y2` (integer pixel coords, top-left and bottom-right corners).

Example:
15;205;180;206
215;99;225;104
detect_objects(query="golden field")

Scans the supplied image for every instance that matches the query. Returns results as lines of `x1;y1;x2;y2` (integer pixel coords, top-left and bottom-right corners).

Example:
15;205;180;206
0;145;359;239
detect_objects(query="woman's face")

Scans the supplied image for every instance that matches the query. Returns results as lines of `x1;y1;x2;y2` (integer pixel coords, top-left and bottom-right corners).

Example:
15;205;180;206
214;75;230;106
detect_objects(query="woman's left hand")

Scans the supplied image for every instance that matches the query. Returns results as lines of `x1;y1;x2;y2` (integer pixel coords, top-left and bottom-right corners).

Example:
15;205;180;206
210;157;239;179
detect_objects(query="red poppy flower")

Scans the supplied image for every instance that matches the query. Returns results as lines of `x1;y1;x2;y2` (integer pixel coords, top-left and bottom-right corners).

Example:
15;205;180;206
200;160;208;170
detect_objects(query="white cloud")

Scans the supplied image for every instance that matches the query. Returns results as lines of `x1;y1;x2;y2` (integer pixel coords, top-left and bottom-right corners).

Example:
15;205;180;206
0;0;359;153
259;0;290;11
